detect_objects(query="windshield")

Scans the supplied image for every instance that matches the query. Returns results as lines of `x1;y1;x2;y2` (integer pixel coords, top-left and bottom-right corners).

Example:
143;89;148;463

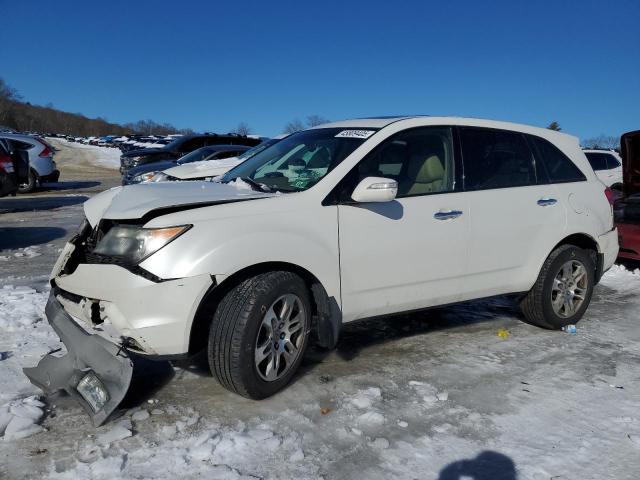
176;147;217;165
221;128;374;192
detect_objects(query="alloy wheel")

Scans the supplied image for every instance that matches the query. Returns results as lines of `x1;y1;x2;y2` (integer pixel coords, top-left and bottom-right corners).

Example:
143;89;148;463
254;294;306;382
551;260;588;318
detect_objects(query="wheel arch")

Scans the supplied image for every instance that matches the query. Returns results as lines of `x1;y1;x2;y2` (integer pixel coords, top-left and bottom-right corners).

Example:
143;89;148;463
551;232;603;282
187;261;341;354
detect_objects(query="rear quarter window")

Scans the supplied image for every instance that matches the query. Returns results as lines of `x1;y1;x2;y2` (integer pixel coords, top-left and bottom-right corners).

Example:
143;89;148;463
10;139;34;150
584;152;610;171
529;136;586;184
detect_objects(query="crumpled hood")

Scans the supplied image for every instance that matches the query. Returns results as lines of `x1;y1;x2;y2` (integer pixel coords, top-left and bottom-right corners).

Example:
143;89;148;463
164;157;243;180
83;180;276;225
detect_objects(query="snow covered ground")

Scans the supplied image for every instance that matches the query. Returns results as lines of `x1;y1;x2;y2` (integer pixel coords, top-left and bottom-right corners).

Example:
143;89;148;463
1;185;640;479
47;138;120;170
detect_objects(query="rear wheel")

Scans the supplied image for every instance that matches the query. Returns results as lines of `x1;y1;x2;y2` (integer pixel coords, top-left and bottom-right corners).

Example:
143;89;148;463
520;245;595;329
207;271;311;399
18;169;37;194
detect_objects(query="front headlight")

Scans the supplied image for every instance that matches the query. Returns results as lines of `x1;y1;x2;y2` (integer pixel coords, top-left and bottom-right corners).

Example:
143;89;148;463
150;172;170;182
132;171;161;183
93;225;191;264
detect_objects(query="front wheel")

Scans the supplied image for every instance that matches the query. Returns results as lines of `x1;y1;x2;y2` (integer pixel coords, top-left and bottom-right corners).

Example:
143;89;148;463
520;245;595;329
208;271;311;399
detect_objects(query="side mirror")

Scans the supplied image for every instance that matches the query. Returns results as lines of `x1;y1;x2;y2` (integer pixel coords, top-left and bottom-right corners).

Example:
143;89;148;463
351;176;398;203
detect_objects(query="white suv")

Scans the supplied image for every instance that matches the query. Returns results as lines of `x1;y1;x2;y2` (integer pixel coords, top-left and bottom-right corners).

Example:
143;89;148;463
583;149;623;188
25;117;618;423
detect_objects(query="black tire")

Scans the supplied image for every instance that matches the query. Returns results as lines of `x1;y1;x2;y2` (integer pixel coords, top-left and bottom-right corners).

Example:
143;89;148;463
520;245;595;329
18;169;37;194
207;271;311;399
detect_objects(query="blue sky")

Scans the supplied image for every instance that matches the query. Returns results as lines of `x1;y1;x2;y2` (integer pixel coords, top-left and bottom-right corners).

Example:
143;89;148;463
1;0;638;139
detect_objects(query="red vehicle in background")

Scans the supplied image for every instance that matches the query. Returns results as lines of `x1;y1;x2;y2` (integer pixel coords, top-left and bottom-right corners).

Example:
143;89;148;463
614;130;640;262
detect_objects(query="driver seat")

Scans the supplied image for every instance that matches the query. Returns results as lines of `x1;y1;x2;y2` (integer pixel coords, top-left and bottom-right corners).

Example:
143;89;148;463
399;154;445;195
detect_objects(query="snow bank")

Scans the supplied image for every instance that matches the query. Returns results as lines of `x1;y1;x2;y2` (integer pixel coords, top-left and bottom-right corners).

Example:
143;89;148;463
0;396;45;441
599;263;640;292
0;285;57;441
10;245;42;259
50;411;314;480
0;284;48;332
228;178;253;191
50;138;121;169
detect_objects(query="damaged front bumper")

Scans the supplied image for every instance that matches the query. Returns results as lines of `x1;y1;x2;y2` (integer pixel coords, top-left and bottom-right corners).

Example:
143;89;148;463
23;293;134;426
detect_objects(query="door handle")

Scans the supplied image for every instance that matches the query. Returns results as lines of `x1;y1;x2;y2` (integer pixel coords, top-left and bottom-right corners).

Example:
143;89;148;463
537;198;557;207
434;210;463;220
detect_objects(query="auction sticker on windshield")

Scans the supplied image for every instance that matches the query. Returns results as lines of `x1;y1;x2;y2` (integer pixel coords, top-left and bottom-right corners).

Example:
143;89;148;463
335;130;376;139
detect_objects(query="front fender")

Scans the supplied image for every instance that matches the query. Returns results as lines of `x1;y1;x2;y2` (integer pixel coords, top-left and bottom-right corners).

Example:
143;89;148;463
140;204;341;304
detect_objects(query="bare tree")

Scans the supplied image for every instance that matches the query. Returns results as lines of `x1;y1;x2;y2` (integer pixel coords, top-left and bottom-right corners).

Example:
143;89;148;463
233;121;251;136
306;115;329;127
547;121;561;131
582;134;619;150
0;78;21;126
284;119;306;134
283;115;330;134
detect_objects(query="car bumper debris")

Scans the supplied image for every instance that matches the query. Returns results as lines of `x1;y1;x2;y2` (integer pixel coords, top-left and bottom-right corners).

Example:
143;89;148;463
23;293;134;426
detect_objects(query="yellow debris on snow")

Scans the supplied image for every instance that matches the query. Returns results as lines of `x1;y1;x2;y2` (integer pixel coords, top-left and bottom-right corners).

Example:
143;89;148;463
497;328;510;339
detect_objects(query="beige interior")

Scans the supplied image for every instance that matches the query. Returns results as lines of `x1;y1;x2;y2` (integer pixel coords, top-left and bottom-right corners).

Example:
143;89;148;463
399;155;445;195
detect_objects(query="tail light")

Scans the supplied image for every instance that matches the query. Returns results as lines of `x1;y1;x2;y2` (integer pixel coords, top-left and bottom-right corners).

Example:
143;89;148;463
605;186;615;229
604;186;615;206
36;139;52;157
0;160;14;173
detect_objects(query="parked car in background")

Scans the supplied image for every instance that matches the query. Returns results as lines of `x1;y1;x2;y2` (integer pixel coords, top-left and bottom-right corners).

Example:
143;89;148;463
0;133;59;193
583;149;623;188
614;130;640;262
156;136;286;182
0;138;29;188
26;116;618;424
122;145;252;185
119;134;261;174
0;139;18;197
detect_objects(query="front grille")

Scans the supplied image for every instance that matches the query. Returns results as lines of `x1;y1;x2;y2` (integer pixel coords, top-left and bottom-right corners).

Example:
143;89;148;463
54;284;83;304
84;252;132;269
62;220;117;275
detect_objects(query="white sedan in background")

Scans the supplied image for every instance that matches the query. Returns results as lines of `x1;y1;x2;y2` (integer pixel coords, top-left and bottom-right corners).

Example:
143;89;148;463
153;136;286;182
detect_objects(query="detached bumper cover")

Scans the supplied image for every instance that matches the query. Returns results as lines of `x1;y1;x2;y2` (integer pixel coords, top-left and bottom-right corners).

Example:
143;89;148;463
23;293;134;426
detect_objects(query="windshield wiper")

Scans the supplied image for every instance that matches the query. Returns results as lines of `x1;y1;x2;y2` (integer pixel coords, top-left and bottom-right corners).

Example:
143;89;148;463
238;177;272;193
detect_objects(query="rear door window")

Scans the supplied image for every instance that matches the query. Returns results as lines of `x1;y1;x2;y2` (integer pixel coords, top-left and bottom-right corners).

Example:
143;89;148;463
460;127;535;190
529;136;586;184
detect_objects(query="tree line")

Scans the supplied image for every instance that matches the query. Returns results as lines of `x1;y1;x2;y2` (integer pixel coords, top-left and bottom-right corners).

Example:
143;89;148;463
0;78;193;137
548;121;618;150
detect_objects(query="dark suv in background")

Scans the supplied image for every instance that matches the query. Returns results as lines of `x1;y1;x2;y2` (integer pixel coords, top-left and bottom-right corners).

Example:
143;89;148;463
119;133;261;174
